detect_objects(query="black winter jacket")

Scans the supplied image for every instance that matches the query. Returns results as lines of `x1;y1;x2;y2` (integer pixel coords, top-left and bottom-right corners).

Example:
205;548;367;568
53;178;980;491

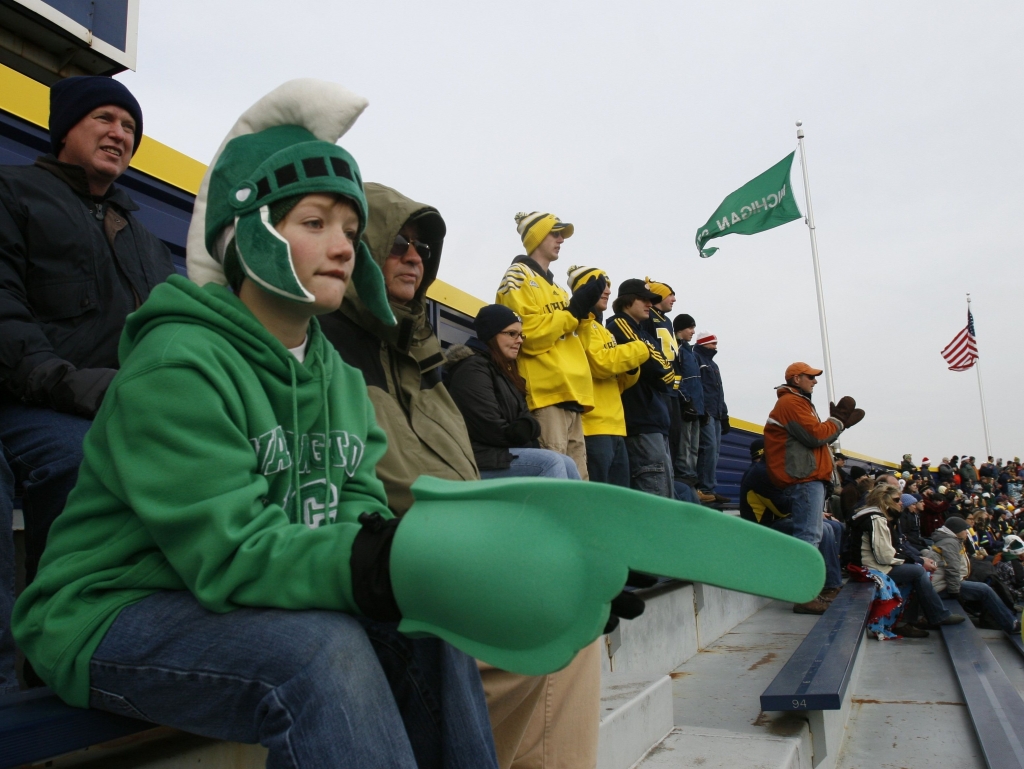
444;339;540;471
0;157;174;416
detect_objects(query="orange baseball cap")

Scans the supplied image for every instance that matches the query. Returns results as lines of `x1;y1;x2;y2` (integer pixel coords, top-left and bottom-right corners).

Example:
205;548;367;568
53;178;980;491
785;362;823;380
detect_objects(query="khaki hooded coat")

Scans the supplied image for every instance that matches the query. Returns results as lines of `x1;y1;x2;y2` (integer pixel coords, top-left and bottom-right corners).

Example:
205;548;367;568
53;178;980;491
319;183;478;513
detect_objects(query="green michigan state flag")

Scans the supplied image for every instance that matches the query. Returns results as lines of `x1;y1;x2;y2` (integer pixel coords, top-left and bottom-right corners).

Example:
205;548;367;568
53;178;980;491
695;152;802;258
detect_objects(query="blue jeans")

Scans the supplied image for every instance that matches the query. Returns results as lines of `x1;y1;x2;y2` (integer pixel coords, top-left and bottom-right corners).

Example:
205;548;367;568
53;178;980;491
479;448;581;480
89;591;498;769
0;443;16;694
944;581;1019;633
584;435;630;487
696;418;722;492
780;481;826;547
771;515;843;589
0;402;92;583
887;563;950;625
673;481;700;504
625;433;674;498
673;417;700;485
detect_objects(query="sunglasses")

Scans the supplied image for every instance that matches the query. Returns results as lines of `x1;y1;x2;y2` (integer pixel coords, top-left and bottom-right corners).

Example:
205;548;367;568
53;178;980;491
390;234;431;260
498;330;526;341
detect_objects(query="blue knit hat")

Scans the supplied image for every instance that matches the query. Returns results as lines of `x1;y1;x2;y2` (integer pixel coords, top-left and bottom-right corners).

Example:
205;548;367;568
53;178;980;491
49;76;143;156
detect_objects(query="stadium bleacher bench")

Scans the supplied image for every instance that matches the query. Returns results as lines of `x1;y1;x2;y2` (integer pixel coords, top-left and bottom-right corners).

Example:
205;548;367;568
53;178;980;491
0;686;154;769
759;581;874;767
939;597;1024;769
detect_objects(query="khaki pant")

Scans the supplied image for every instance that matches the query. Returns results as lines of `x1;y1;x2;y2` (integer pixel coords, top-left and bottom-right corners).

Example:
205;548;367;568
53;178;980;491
532;406;589;481
481;640;602;769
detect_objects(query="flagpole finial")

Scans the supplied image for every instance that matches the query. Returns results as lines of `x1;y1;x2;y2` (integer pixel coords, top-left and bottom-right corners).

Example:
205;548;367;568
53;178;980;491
796;120;804;139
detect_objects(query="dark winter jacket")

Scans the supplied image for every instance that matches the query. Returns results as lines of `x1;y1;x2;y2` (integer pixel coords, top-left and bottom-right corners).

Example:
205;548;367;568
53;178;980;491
643;307;679;397
607;311;674;436
693;344;728;420
445;339;540;471
319;184;478;513
674;340;704;415
899;509;928;550
0;156;175;416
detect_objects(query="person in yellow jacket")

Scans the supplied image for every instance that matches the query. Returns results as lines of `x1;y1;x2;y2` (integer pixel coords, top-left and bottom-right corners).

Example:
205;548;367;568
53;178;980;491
567;265;650;486
496;212;605;479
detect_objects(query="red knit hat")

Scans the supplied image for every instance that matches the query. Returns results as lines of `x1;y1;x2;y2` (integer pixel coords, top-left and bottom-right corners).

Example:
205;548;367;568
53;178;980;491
696;332;717;346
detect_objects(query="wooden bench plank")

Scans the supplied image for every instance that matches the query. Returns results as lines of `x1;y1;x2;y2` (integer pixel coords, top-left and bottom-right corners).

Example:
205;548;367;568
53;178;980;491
760;582;874;712
939;598;1024;769
0;687;153;769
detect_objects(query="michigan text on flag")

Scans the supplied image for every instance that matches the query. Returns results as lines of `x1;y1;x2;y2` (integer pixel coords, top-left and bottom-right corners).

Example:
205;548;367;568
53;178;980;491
695;152;803;258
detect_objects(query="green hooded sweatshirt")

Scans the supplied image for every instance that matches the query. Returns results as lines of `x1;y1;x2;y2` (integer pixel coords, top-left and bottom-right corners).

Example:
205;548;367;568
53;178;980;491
12;274;392;707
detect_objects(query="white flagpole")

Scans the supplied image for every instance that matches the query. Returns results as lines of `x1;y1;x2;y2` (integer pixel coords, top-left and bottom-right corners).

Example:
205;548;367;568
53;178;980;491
967;293;992;456
795;121;837;409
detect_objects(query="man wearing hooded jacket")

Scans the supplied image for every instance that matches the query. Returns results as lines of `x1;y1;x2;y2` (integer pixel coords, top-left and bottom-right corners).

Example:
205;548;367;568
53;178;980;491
321;185;600;769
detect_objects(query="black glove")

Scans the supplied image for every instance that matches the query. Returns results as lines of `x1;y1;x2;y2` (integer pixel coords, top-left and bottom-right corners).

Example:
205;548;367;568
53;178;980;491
603;571;657;633
720;416;731;435
51;367;117;418
505;413;541;445
681;400;701;421
351;512;402;622
566;276;607;320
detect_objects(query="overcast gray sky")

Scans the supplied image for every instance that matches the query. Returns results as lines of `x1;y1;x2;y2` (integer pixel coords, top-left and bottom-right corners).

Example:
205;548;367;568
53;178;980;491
119;1;1024;465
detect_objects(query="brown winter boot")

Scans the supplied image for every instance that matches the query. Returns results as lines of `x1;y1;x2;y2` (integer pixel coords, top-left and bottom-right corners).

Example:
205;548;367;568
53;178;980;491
793;597;830;615
820;586;843;602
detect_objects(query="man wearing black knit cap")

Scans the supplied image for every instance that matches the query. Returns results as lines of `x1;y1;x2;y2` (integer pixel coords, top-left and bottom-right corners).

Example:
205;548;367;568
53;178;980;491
0;76;173;621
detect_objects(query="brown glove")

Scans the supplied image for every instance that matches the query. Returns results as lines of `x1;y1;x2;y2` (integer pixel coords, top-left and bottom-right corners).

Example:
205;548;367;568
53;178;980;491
830;396;865;429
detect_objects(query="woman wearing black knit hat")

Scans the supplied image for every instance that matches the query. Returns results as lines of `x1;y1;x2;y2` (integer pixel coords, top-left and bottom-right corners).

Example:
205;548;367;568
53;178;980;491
446;305;580;479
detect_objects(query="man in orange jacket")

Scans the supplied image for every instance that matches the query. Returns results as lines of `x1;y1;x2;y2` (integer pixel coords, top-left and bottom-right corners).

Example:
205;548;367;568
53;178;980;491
765;362;864;550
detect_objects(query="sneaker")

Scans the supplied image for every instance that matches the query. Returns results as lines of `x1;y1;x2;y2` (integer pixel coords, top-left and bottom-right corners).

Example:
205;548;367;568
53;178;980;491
697;491;716;504
820;587;843;602
1012;620;1021;634
793;598;830;615
939;613;966;625
894;623;930;638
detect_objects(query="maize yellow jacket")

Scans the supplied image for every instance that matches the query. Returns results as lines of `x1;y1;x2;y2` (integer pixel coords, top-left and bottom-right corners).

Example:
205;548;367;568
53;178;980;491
578;315;650;437
496;257;594;412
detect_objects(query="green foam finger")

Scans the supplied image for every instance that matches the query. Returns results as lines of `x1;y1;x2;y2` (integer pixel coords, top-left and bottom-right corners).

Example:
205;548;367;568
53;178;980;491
390;476;824;676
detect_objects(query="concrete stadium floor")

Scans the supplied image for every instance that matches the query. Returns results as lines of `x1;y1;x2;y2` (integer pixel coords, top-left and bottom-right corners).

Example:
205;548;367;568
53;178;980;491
664;599;1024;768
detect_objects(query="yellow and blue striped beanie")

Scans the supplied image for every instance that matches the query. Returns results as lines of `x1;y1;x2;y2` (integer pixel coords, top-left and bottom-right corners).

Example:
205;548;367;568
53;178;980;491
567;264;609;293
645;277;674;301
515;211;574;255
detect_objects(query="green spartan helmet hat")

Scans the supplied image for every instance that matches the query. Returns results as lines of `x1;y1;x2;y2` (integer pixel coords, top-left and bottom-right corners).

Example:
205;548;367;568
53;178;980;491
188;79;394;327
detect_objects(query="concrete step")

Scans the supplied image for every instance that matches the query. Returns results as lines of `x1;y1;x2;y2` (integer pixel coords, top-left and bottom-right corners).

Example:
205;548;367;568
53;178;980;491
597;674;673;769
602;581;770;678
634;725;807;769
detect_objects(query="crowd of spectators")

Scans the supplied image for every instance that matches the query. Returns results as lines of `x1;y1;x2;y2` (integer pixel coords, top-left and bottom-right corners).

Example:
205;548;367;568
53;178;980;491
3;72;1019;767
756;445;1024;635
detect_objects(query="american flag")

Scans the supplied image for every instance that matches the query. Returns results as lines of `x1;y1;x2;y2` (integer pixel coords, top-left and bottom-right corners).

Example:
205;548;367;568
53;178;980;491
941;310;978;372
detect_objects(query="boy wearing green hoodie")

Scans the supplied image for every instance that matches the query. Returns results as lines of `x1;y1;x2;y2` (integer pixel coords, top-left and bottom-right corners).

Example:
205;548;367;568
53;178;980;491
13;81;499;769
